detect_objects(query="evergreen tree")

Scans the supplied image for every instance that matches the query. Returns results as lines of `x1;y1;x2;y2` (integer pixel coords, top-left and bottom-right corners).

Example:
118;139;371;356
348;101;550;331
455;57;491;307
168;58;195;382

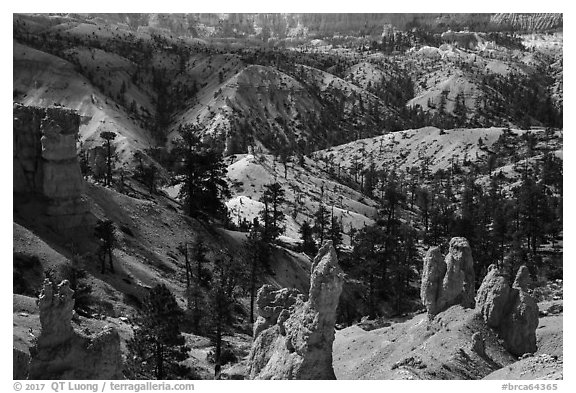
312;204;331;245
416;189;431;232
79;146;91;180
94;219;116;274
438;90;448;114
120;80;127;96
382;171;404;226
125;284;190;379
205;253;246;379
454;92;468;126
492;199;512;268
349;225;387;318
362;163;377;198
428;191;455;245
259;182;286;242
329;212;344;252
541;152;563;191
99;131;117;186
389;224;419;314
454;177;478;241
182;239;211;333
514;176;548;255
279;148;291;179
192;239;211;289
244;224;271;323
299;220;317;257
61;255;93;317
176;242;192;289
134;152;158;194
174;124;231;220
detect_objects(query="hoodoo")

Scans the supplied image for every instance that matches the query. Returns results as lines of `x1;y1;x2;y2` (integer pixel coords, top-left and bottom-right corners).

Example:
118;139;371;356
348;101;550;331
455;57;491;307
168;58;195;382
27;280;123;379
248;241;344;379
476;265;539;356
13;103;93;236
420;237;475;317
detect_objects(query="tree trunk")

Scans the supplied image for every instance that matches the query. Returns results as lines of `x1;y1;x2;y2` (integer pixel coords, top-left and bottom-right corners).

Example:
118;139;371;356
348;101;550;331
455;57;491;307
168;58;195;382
187;170;194;217
369;273;376;319
106;141;112;186
193;294;200;333
215;324;222;380
197;252;202;286
156;342;164;380
108;247;114;273
250;259;257;324
100;248;105;274
184;246;191;289
272;199;278;238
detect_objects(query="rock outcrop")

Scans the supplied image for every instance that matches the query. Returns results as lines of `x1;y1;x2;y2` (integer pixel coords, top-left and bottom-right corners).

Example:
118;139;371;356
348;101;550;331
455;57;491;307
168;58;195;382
252;285;303;338
491;13;563;32
471;332;486;358
476;265;539;357
13;103;93;236
475;265;512;327
248;241;344;379
28;280;122;379
420;237;475;317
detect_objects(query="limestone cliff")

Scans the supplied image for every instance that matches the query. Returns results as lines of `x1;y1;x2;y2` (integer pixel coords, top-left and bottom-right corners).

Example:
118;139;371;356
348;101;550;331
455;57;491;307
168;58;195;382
13;103;93;235
27;279;123;379
248;241;344;379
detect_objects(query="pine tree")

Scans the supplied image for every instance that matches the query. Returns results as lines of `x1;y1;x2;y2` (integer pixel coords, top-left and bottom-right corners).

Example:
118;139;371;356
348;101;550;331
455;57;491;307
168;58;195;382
62;255;93;317
244;224;270;323
383;172;404;226
438;90;448;114
363;163;377;198
349;225;387;318
279;148;291;179
94;220;116;274
120;80;127;96
515;176;548;255
259;182;286;242
389;224;419;314
204;253;246;379
541;152;563;191
79;146;91;180
299;220;317;257
99;131;117;186
192;239;210;289
454;92;468;126
125;285;190;379
312;204;331;245
174;124;231;219
180;239;211;333
176;242;192;289
329;211;343;252
454;177;478;242
134;152;158;195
